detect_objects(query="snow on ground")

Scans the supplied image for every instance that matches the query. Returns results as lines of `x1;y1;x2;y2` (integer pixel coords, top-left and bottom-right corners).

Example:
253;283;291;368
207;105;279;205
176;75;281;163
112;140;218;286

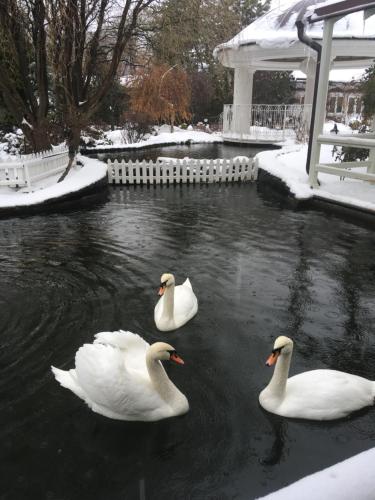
0;156;107;209
255;123;375;213
86;125;222;150
258;447;375;500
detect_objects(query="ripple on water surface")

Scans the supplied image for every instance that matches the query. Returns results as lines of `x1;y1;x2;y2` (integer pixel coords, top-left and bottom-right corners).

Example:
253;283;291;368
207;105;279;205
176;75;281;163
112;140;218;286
0;183;375;500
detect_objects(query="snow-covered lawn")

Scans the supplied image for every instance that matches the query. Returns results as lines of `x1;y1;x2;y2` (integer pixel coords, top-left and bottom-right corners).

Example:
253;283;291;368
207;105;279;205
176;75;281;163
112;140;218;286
258;447;375;500
85;125;222;150
255;124;375;214
0;156;106;210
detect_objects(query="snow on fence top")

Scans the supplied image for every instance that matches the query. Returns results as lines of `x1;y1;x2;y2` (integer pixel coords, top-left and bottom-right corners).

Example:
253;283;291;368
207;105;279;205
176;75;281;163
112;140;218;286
0;143;68;163
214;0;375;53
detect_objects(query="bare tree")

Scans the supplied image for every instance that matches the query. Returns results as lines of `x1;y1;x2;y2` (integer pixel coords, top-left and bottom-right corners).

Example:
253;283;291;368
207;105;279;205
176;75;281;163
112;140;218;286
46;0;157;181
0;0;52;152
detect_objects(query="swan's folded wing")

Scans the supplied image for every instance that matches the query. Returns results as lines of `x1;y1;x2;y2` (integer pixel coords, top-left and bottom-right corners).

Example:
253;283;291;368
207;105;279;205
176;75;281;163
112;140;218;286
174;284;198;322
154;295;162;316
75;343;163;418
94;330;149;350
183;278;192;289
94;330;149;374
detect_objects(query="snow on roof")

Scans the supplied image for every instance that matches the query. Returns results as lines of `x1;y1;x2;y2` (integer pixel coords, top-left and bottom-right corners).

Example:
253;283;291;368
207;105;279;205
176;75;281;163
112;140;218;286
215;0;375;53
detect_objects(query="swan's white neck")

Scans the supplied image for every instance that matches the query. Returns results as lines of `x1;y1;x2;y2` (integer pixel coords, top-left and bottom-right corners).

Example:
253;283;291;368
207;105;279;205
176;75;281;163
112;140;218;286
267;349;292;399
162;284;175;320
146;351;178;403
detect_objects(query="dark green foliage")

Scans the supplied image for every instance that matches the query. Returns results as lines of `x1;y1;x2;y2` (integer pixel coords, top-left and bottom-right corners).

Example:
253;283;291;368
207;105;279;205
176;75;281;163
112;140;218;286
332;145;369;162
0;93;16;131
253;71;295;105
191;68;232;121
233;0;271;28
92;80;129;130
361;65;375;119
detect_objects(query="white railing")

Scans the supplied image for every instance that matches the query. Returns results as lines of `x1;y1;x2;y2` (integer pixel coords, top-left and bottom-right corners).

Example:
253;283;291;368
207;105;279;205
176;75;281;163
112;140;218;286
223;104;311;143
108;157;257;185
0;145;69;188
311;133;375;187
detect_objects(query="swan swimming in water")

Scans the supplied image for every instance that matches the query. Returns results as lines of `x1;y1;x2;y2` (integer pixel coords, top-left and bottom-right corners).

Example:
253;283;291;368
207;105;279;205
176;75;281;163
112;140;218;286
259;336;375;421
154;273;198;331
52;330;189;421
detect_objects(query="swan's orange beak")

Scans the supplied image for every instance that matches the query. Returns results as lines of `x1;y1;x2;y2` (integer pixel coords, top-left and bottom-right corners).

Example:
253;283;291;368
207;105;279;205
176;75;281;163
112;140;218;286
170;353;184;365
158;286;165;296
266;351;279;366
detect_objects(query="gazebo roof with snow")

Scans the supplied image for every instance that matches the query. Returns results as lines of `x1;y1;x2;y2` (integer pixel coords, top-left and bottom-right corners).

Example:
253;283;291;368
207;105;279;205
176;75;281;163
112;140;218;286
214;0;375;71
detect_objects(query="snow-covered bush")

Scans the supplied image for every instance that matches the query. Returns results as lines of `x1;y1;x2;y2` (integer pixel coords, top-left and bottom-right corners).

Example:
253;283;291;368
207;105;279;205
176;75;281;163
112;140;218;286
0;129;24;155
80;126;113;148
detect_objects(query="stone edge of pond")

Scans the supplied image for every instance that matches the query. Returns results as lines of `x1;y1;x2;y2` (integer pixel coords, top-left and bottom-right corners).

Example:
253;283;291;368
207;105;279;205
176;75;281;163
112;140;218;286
258;168;375;224
0;177;108;219
80;140;223;154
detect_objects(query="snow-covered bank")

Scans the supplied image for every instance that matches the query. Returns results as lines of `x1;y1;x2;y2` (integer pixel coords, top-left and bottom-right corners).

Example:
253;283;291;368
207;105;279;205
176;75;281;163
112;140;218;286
258;447;375;500
84;126;222;151
255;134;375;214
0;156;107;211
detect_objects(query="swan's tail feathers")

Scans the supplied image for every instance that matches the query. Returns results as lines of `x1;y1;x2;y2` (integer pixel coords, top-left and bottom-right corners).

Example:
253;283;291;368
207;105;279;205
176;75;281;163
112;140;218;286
183;278;193;289
94;330;149;351
51;366;86;400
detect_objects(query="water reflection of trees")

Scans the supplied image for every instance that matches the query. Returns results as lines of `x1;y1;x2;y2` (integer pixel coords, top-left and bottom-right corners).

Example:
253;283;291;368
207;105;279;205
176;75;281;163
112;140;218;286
281;218;375;378
281;222;313;344
325;235;375;376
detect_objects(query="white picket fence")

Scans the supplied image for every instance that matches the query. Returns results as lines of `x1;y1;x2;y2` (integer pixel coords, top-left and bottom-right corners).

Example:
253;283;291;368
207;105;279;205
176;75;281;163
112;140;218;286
108;157;257;185
0;144;69;188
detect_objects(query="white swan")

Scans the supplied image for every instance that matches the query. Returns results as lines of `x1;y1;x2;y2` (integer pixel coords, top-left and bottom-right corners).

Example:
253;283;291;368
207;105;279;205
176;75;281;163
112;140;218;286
259;336;375;420
51;330;189;421
154;273;198;332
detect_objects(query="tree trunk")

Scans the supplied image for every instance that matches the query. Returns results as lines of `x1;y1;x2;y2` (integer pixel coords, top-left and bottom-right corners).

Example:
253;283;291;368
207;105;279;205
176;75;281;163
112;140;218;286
58;125;81;182
21;120;52;153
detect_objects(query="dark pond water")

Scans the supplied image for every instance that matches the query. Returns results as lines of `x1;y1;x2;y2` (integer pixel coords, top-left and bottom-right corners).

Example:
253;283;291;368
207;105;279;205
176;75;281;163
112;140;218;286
0;180;375;500
85;142;277;163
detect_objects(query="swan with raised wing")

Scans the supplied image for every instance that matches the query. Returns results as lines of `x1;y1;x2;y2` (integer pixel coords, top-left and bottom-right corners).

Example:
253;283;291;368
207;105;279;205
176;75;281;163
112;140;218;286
154;273;198;331
259;336;375;420
52;330;189;421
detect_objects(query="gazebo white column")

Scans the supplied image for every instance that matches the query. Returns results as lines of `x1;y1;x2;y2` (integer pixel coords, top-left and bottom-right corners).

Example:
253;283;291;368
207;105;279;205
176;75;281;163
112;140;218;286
233;67;254;138
308;18;335;187
299;57;317;133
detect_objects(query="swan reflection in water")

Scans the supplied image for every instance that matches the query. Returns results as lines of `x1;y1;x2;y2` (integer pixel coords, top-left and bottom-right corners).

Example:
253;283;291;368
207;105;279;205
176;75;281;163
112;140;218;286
260;411;287;466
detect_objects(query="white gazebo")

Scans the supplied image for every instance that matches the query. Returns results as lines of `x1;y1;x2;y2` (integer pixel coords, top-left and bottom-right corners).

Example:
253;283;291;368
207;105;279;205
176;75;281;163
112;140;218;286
214;0;375;145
